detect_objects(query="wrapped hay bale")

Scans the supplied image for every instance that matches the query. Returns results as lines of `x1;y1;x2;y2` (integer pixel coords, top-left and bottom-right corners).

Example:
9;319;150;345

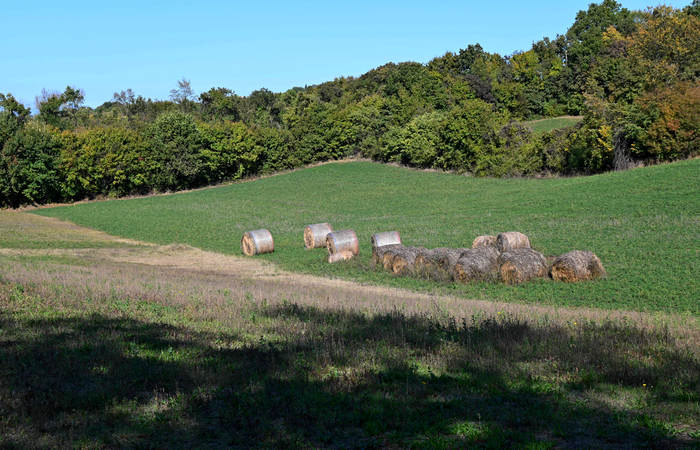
326;230;359;257
472;235;497;248
498;248;547;284
241;229;274;256
371;231;402;265
453;247;500;283
496;231;531;253
328;251;355;264
391;246;424;276
372;244;403;267
304;223;333;249
371;231;402;250
550;250;606;282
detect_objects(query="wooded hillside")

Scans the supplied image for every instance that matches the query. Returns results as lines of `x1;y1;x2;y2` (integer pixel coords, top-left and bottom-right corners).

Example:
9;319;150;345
1;1;698;206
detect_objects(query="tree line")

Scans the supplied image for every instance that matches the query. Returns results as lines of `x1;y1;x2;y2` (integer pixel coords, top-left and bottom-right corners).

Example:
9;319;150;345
1;1;698;207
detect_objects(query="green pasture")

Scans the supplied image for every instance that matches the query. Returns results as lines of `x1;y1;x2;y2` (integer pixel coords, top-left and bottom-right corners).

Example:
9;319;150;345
34;159;700;314
522;116;583;133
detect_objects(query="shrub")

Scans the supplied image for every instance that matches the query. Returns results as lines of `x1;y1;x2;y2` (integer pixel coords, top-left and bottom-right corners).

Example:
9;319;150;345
628;81;700;162
537;127;578;174
198;121;261;182
257;127;298;173
58;127;151;200
440;100;504;171
147;112;203;190
0;123;62;207
379;112;445;168
473;123;543;177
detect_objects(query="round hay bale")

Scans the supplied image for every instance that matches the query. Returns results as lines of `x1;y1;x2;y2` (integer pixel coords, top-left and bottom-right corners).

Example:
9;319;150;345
241;229;274;256
414;247;451;267
412;247;435;278
372;244;403;268
437;248;470;271
496;231;531;253
550;250;606;282
304;223;333;249
472;235;497;249
412;251;429;278
391;246;423;276
326;230;359;256
453;247;500;283
371;231;402;250
381;245;405;271
498;248;547;284
328;250;355;264
414;247;455;281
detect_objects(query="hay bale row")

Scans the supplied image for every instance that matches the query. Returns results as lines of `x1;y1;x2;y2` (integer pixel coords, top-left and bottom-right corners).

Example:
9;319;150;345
244;226;604;284
241;229;275;256
372;230;547;285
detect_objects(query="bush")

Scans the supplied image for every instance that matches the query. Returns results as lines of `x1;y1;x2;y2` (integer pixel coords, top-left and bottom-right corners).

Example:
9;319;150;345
58;127;151;200
440;100;504;171
198;121;261;182
473;123;542;177
628;81;700;162
147;112;203;190
537;127;578;174
257;127;298;173
0;123;62;207
378;112;444;168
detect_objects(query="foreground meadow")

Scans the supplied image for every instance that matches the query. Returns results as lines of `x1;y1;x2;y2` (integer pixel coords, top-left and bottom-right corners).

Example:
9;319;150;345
0;211;698;448
34;159;700;314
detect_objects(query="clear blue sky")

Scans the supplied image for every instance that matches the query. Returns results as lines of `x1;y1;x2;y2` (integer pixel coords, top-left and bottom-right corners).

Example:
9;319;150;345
2;1;690;109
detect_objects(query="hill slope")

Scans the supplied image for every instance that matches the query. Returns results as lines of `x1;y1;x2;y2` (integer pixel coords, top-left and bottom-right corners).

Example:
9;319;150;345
33;159;700;314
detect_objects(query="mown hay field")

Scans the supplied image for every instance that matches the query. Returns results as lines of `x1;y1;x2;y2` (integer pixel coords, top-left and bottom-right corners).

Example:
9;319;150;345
1;211;698;447
33;159;700;314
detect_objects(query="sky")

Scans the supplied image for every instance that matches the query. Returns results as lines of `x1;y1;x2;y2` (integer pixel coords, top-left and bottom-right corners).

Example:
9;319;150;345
2;1;691;109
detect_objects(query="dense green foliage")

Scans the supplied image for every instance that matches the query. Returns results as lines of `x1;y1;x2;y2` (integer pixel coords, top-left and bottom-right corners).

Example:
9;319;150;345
35;159;700;315
2;1;698;206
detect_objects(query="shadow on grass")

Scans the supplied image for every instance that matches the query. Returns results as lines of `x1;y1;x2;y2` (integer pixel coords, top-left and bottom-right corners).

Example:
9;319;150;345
1;305;697;448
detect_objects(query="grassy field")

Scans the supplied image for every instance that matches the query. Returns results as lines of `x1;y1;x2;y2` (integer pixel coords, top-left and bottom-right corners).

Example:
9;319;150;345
522;116;583;133
1;211;698;447
33;159;700;315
